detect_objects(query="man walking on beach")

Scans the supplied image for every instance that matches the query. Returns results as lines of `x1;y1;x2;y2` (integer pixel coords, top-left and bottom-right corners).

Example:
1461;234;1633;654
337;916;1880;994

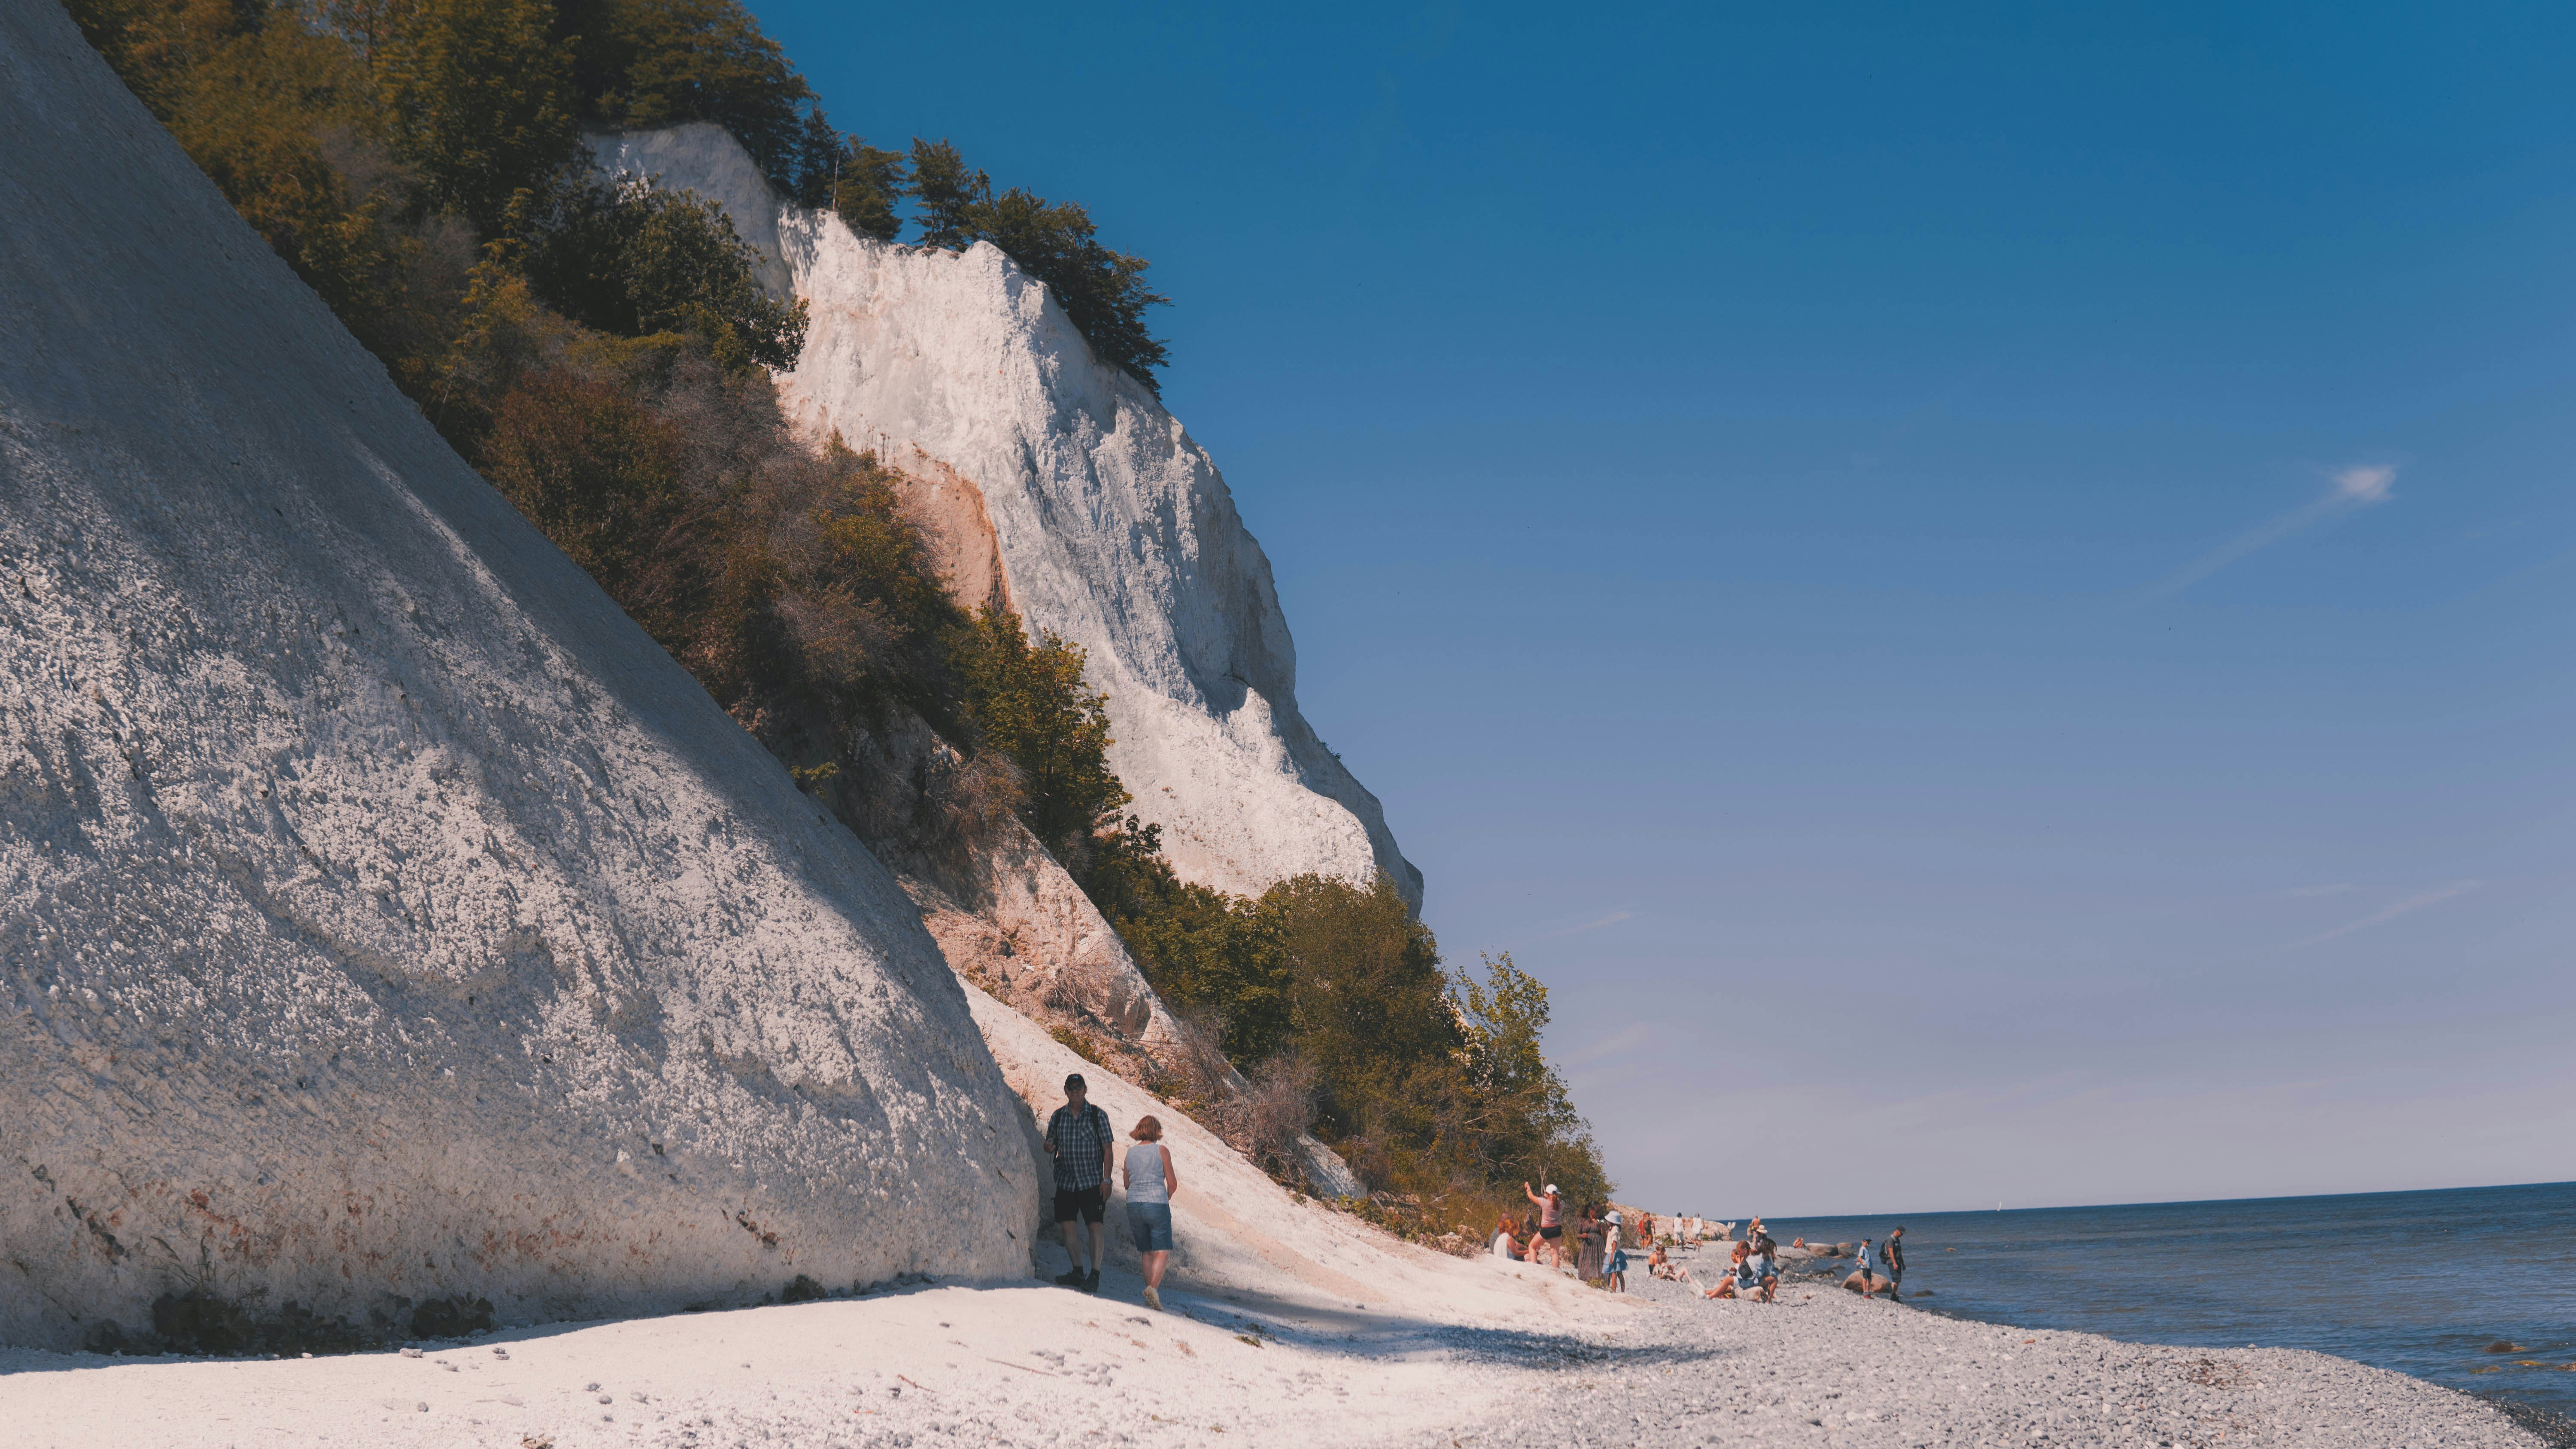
1045;1073;1116;1292
1884;1225;1907;1300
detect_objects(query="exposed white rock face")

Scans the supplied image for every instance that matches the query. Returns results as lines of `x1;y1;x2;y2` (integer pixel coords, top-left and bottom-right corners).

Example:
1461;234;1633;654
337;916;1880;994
593;125;1422;908
0;5;1034;1350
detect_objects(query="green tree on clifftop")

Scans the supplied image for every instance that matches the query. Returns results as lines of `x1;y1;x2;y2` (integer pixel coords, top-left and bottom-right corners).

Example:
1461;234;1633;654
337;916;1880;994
374;0;577;234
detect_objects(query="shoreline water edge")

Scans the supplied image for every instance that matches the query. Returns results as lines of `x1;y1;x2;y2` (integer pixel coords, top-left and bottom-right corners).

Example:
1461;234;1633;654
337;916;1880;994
1;1235;2562;1448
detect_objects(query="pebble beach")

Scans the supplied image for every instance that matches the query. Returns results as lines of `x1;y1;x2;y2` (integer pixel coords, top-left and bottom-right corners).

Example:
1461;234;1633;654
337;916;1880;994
0;1243;2553;1449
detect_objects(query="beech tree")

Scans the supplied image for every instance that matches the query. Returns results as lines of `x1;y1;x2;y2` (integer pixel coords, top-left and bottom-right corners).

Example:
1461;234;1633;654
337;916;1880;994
374;0;577;234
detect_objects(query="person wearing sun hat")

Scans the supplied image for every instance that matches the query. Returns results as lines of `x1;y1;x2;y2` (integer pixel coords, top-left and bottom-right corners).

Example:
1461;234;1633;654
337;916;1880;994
1522;1182;1567;1271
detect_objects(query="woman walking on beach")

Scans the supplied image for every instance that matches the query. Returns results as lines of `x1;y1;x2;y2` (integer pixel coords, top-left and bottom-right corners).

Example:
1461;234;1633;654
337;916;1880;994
1121;1115;1179;1311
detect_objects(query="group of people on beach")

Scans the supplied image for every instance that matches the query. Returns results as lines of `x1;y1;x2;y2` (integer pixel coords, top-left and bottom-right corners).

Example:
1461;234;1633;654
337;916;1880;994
1041;1072;1179;1310
1701;1219;1782;1301
1489;1183;1634;1291
1694;1217;1907;1302
1044;1066;1919;1319
1498;1205;1912;1306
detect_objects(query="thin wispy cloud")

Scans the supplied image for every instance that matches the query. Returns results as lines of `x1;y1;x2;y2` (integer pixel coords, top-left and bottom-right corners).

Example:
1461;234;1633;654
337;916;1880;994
2293;879;2481;949
1540;908;1634;940
2142;464;2397;601
1558;1023;1653;1070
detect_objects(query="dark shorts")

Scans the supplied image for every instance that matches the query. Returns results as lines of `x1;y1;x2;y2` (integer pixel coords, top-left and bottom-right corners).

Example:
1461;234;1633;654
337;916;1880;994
1538;1225;1564;1240
1053;1185;1106;1224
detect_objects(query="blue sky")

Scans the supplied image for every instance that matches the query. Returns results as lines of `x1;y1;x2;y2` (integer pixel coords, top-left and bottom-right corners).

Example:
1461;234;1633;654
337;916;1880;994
753;1;2576;1214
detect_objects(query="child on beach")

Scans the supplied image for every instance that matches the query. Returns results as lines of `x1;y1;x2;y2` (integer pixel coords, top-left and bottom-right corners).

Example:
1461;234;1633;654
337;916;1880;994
1856;1238;1880;1299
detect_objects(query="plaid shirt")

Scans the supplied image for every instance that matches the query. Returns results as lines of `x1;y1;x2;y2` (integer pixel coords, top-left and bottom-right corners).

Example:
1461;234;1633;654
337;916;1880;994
1045;1103;1113;1191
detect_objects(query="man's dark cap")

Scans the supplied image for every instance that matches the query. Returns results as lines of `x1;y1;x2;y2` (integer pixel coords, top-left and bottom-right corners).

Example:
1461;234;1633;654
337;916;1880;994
1065;1073;1087;1090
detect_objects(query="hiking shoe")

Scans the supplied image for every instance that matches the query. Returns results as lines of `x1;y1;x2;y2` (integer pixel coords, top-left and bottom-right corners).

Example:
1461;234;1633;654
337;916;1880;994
1142;1285;1161;1312
1083;1270;1101;1294
1054;1268;1087;1288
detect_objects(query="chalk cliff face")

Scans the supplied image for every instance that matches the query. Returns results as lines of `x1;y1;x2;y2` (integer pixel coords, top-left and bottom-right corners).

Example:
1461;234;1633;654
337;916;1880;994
0;5;1034;1351
594;125;1422;909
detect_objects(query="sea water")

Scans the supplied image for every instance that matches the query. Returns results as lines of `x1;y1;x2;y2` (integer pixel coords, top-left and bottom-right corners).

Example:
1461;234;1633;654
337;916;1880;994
1753;1179;2576;1416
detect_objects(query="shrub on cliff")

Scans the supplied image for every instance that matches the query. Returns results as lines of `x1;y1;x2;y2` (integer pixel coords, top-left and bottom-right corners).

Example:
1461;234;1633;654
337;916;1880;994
954;607;1130;857
1096;865;1614;1206
526;176;808;370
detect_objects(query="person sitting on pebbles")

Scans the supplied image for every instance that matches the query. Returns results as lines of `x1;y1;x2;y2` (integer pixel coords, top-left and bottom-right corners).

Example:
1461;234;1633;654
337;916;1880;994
1704;1241;1755;1298
1749;1234;1778;1301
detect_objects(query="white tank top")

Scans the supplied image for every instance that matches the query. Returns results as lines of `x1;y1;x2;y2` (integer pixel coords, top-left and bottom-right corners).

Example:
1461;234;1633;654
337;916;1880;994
1124;1142;1170;1205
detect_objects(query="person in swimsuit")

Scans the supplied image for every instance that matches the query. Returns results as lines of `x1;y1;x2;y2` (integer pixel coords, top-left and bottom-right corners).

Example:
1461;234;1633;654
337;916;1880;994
1522;1182;1567;1270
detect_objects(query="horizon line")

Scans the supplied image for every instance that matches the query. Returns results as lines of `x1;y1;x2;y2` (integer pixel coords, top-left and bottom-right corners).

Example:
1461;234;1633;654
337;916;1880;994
1666;1175;2574;1223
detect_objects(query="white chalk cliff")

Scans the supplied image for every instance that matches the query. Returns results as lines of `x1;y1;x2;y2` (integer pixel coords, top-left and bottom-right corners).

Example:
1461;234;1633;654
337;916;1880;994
0;4;1036;1351
593;125;1423;908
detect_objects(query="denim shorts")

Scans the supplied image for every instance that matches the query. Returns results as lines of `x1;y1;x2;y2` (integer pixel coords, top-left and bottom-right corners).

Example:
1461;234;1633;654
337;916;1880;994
1127;1202;1174;1253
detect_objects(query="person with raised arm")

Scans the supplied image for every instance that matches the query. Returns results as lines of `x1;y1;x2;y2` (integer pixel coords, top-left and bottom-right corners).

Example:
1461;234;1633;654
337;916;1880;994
1522;1182;1567;1270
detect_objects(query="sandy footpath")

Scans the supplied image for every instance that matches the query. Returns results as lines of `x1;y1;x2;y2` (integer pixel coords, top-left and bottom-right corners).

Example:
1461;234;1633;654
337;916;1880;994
0;1254;2547;1449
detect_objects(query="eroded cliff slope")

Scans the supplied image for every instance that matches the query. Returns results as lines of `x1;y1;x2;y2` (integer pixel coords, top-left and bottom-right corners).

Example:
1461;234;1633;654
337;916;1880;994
594;125;1422;908
0;3;1034;1350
